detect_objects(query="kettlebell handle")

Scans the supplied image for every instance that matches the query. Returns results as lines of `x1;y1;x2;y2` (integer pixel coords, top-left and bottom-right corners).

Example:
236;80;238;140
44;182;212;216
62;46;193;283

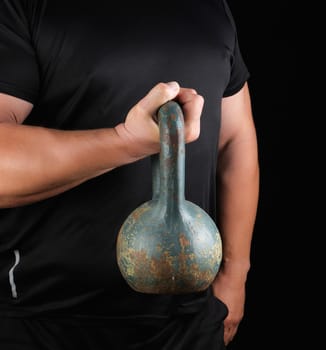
151;101;185;211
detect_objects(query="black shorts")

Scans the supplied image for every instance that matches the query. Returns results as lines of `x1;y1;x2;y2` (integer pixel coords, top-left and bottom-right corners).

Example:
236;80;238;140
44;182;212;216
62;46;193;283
0;295;228;350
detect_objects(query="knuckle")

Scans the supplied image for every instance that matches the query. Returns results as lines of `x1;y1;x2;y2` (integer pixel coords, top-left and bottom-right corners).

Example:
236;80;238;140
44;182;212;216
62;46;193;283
156;83;170;98
196;94;205;105
133;103;146;116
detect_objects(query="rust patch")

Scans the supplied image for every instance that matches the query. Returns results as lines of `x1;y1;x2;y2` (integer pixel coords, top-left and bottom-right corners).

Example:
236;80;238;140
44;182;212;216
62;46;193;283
123;249;148;278
189;262;215;284
179;233;190;248
150;250;174;280
177;251;188;275
130;205;150;221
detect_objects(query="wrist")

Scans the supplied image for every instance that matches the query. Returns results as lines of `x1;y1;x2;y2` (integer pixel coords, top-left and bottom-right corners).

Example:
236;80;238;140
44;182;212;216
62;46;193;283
221;258;251;272
215;259;251;285
114;123;148;160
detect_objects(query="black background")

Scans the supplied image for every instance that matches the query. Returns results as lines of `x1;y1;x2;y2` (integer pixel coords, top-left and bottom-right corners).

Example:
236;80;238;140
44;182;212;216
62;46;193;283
226;1;286;349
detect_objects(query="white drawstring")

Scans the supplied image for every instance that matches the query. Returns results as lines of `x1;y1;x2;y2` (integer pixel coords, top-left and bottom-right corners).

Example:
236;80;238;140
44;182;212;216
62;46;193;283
9;250;20;299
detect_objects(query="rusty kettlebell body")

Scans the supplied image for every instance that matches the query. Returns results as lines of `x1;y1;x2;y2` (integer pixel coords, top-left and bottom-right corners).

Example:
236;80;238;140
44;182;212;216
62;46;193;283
116;101;222;294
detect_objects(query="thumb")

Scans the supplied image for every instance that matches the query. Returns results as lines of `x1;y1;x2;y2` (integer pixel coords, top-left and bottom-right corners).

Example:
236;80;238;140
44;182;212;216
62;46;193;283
138;82;180;116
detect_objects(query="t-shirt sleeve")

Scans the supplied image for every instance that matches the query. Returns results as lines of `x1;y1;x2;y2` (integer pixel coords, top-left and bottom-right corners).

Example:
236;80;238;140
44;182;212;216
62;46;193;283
0;0;40;103
222;0;250;97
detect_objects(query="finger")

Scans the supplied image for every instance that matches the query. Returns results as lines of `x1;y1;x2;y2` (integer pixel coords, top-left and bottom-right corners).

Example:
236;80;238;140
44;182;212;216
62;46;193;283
224;322;239;345
180;93;204;122
138;82;180;116
181;94;204;142
176;88;197;104
224;327;233;345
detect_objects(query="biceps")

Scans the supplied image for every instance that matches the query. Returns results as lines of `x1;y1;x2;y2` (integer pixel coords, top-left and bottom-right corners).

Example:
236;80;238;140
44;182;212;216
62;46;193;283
218;83;256;151
0;93;33;124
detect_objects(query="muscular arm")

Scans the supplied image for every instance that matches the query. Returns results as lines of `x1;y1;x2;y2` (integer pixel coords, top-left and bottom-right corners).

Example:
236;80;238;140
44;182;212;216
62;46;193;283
0;95;137;208
213;83;259;344
0;83;203;208
0;120;129;208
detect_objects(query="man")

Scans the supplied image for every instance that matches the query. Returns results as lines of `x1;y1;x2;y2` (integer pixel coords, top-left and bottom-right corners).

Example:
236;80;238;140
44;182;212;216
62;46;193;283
0;0;259;348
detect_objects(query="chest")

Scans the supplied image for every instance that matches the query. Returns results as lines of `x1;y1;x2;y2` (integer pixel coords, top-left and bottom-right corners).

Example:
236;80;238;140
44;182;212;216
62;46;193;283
34;3;231;93
27;1;232;133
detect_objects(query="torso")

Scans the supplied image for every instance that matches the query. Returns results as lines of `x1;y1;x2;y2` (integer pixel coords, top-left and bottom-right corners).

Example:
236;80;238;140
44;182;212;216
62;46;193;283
0;0;237;317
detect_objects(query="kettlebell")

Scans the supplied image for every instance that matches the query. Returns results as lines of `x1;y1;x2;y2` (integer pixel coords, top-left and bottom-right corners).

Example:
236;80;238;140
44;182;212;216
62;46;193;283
116;101;222;294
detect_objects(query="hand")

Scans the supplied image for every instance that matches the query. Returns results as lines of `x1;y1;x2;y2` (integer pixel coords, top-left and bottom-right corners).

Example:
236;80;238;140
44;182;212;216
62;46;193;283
212;269;246;346
115;81;204;159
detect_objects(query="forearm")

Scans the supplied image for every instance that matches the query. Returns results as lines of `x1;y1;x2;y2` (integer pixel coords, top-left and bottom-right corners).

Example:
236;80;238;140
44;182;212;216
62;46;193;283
0;123;140;208
216;138;259;283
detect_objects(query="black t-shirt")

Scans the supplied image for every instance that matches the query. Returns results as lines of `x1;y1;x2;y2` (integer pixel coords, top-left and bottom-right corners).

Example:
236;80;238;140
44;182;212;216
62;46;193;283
0;0;249;318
